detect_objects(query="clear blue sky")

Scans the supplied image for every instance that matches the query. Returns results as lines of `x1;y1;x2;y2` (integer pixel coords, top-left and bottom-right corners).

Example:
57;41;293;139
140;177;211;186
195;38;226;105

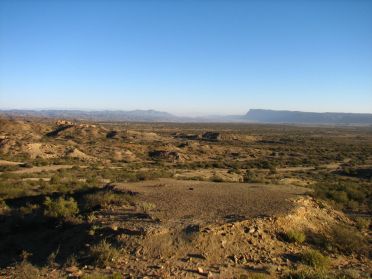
0;0;371;115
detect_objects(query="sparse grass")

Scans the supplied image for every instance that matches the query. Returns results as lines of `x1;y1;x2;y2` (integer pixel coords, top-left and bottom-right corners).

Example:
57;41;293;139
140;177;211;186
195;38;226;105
89;240;120;267
285;230;306;243
301;249;329;269
44;196;79;219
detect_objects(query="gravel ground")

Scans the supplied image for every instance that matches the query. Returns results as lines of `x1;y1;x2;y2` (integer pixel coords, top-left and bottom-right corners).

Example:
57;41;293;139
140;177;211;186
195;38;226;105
116;178;308;228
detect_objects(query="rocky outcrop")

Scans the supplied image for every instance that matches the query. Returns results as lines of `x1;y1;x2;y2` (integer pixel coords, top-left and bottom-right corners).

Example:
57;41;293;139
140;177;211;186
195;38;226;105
46;121;75;137
202;132;221;141
56;120;74;126
173;133;200;140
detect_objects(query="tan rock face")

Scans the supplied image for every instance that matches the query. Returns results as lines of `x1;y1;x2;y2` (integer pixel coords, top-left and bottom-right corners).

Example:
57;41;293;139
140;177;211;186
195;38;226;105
56;120;74;126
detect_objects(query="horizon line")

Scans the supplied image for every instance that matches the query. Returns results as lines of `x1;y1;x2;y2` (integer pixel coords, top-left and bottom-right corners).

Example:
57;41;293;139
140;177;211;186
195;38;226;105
0;107;372;116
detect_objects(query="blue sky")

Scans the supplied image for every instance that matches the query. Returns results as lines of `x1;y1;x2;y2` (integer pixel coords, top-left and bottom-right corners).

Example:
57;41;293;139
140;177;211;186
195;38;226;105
0;0;371;115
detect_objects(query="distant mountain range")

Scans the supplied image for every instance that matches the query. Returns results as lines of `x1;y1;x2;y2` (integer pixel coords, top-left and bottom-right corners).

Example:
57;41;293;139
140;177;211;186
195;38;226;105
0;109;371;125
0;109;179;122
244;109;372;125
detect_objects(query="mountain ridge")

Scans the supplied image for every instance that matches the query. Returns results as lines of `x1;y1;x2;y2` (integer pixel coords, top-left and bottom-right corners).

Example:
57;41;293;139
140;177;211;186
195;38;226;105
0;109;371;125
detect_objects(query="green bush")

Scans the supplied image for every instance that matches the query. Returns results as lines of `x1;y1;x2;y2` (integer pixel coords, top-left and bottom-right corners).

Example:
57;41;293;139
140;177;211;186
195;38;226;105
301;249;329;269
89;240;119;267
44;196;79;219
285;230;306;243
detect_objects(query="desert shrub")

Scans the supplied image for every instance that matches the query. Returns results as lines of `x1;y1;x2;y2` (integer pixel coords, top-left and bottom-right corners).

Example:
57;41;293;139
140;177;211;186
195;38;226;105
0;179;34;198
19;203;40;216
240;273;268;279
64;254;78;267
83;191;133;210
13;261;40;279
82;272;122;279
301;249;329;269
210;175;224;182
310;181;370;212
0;165;20;172
285;230;306;243
0;198;9;214
89;240;119;267
13;251;40;279
283;268;366;279
243;169;265;183
50;174;62;184
329;191;348;204
139;202;156;213
354;217;370;231
136;169;172;181
283;269;335;279
329;224;368;255
44;196;79;219
19;162;33;168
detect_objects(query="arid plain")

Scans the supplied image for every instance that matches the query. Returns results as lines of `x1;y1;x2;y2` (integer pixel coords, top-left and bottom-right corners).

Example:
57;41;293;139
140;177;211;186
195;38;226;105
0;116;371;278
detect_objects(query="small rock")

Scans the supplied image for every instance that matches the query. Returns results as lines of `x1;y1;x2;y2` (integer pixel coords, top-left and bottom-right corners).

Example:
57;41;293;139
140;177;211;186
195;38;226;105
197;267;208;276
207;271;215;278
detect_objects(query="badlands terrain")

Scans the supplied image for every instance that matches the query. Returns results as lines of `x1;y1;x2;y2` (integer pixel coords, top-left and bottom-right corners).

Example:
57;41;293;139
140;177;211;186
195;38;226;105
0;116;371;278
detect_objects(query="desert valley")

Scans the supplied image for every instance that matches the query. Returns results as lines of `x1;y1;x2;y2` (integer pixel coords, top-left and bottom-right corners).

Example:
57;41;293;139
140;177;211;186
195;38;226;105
0;115;370;278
